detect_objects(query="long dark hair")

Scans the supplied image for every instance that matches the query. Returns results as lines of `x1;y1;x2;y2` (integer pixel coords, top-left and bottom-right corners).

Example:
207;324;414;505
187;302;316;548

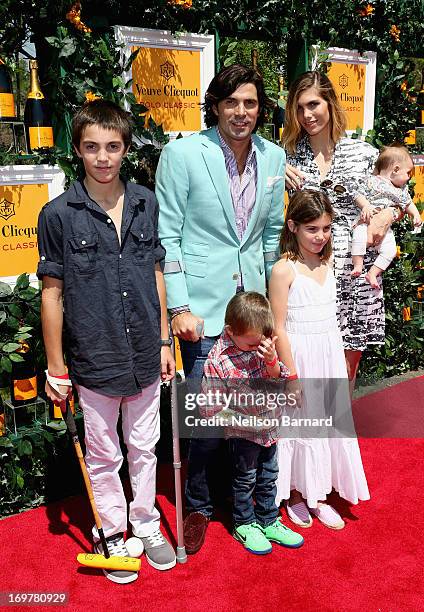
203;64;272;129
280;190;334;261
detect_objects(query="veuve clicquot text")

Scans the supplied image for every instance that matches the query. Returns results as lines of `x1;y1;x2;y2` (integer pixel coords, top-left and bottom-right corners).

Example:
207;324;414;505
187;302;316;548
0;58;16;121
24;59;54;151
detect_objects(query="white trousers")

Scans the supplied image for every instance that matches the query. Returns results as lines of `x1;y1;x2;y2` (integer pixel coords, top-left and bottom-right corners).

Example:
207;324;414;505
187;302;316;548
351;222;397;271
77;378;161;540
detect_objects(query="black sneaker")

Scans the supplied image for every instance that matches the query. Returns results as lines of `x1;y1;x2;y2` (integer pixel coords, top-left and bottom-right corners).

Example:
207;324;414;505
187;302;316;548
94;532;139;584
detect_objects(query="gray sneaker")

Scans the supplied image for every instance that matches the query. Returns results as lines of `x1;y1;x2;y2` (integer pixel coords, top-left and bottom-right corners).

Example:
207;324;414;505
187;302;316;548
140;530;176;570
94;532;139;584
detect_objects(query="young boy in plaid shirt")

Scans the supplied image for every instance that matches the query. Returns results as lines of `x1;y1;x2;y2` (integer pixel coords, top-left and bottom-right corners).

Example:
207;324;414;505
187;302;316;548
201;292;304;555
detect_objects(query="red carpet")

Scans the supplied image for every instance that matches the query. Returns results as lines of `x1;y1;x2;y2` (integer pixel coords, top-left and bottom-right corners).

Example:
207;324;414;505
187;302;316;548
1;377;423;612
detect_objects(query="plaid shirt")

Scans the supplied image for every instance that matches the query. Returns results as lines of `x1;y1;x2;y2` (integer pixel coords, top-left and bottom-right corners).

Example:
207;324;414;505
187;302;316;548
201;331;289;446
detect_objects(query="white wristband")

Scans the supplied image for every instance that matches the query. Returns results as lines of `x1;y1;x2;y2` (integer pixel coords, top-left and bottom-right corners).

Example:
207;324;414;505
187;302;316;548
45;370;72;397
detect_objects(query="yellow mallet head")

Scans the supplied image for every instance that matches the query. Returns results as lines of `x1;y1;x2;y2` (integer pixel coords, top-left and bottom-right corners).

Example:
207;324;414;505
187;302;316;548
77;553;141;571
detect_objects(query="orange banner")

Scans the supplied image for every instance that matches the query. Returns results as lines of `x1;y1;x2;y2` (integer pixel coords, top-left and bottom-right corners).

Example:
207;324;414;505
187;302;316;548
132;46;201;132
0;183;48;276
327;62;366;131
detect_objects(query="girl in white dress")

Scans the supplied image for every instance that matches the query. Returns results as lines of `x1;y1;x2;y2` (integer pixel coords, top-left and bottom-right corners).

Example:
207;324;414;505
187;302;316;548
269;190;369;530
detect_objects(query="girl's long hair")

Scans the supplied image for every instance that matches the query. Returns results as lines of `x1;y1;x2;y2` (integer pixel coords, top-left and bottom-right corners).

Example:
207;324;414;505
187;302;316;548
282;71;347;155
280;190;335;262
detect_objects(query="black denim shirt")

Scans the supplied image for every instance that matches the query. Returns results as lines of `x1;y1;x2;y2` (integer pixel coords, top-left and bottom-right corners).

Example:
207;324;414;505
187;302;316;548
37;180;165;396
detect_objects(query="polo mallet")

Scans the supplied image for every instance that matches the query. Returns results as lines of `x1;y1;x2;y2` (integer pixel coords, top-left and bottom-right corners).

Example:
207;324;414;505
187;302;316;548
170;333;187;563
61;399;141;572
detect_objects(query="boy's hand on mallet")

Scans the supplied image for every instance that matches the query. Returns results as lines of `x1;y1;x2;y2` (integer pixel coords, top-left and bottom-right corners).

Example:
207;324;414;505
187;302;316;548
161;346;175;381
45;370;72;410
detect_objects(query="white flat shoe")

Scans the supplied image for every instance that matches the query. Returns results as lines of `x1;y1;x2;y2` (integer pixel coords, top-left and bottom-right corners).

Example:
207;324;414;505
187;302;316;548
309;503;345;530
285;500;313;528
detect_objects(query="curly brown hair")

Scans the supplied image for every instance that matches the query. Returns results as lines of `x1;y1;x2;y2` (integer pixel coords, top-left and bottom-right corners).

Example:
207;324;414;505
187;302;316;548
203;64;272;130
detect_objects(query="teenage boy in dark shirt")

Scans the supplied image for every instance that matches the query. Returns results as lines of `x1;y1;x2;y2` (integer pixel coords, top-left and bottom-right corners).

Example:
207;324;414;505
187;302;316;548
37;100;176;584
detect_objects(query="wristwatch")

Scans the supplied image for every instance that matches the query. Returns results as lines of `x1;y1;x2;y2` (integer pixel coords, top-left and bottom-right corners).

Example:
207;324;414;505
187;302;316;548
161;338;172;346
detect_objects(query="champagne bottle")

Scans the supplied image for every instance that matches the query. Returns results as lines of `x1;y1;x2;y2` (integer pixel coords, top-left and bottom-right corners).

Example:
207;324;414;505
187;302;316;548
0;57;16;121
272;76;286;143
24;59;54;152
10;341;38;407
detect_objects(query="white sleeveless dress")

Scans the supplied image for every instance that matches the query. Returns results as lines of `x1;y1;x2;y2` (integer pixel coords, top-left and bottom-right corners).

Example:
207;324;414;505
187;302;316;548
276;260;370;508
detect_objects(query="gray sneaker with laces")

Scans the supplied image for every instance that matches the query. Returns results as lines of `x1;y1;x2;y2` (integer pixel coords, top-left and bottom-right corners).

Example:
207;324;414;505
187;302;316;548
140;530;176;570
94;532;139;584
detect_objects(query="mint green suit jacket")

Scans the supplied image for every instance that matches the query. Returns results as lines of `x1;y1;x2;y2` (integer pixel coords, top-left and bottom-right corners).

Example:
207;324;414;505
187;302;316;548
156;127;285;336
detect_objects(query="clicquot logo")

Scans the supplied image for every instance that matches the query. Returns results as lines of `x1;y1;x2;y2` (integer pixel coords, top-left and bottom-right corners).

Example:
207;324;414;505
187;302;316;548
339;74;349;89
0;198;15;221
160;61;175;81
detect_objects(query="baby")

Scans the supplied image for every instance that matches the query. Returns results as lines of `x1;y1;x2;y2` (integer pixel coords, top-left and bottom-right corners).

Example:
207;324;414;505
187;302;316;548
351;145;422;288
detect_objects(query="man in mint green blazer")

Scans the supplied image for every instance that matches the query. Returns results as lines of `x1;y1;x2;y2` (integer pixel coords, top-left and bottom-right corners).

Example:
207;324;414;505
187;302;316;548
156;64;285;553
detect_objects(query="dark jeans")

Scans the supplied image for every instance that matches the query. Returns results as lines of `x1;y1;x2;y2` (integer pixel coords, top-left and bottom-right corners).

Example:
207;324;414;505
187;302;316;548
180;335;223;518
230;438;279;528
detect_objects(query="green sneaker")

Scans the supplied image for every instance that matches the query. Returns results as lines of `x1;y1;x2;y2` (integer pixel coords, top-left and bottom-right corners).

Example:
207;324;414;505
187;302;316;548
263;518;304;548
233;523;272;555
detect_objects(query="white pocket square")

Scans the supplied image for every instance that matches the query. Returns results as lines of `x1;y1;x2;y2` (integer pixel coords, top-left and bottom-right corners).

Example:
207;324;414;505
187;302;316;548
267;176;284;187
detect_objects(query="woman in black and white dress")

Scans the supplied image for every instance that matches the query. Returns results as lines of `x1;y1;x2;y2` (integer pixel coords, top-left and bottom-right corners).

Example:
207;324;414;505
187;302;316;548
283;71;397;391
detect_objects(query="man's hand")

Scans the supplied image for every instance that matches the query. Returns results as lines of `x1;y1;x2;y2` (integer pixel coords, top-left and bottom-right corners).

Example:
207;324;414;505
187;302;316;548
160;346;175;381
171;311;204;342
367;208;394;247
285;164;305;190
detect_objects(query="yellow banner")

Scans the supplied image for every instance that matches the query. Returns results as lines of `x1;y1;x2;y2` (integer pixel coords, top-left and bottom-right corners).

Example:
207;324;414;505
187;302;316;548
0;183;48;276
132;46;201;132
327;62;366;131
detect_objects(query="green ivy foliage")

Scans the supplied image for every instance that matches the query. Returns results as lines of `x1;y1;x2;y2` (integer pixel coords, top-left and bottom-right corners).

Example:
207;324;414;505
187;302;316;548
0;425;55;515
0;419;86;517
0;274;43;378
358;225;424;382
